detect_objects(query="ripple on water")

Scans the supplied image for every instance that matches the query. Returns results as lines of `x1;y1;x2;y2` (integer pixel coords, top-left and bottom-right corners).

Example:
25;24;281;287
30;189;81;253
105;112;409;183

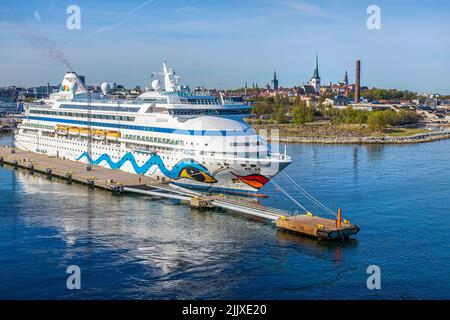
0;134;449;299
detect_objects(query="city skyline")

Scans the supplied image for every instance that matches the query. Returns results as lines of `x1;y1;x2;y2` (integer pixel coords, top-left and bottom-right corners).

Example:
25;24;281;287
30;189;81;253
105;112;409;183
0;0;449;93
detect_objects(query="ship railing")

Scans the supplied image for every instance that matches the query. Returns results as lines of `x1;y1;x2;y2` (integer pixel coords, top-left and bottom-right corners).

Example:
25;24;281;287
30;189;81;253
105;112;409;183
269;152;290;161
64;98;143;105
25;103;53;109
174;101;250;106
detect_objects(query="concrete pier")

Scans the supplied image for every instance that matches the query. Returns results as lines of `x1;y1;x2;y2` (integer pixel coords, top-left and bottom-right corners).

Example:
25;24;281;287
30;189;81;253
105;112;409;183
0;145;360;240
0;145;156;190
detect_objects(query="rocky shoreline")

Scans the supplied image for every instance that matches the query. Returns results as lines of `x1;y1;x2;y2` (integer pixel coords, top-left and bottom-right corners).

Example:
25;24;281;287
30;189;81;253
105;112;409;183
251;124;450;144
270;131;450;144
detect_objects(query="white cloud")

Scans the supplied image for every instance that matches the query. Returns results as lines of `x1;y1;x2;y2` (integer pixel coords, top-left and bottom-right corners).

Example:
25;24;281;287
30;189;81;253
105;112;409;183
96;0;153;33
280;0;333;19
33;11;42;22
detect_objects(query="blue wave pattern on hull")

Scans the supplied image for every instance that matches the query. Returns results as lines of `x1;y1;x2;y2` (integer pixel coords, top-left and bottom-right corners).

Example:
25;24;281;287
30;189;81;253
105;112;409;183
76;151;210;178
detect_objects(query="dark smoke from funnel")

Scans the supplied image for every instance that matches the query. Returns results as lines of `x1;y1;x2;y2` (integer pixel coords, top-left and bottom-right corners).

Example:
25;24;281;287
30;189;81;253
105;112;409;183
26;34;73;71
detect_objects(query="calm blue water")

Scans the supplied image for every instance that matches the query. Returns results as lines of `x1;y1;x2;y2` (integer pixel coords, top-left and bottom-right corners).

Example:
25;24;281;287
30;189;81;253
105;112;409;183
0;133;449;299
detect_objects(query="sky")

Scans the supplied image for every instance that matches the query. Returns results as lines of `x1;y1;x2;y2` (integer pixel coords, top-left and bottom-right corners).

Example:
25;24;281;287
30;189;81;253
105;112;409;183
0;0;449;93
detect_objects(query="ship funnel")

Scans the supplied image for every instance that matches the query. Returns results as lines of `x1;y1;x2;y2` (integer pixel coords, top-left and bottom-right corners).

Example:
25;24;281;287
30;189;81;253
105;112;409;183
59;71;87;95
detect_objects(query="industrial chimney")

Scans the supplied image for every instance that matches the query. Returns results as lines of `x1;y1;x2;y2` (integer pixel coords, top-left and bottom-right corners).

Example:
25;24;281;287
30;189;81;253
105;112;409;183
355;60;361;104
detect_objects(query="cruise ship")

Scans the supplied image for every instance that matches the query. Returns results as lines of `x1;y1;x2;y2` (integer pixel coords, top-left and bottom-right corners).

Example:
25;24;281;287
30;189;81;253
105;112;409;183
15;61;292;193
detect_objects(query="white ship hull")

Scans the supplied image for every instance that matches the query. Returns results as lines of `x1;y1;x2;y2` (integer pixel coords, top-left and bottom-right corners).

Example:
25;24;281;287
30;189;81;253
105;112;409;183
15;131;290;192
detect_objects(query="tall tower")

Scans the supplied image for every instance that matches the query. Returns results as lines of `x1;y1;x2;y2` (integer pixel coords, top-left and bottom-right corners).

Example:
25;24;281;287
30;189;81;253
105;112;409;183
343;70;349;96
271;70;279;91
355;60;361;104
309;53;321;93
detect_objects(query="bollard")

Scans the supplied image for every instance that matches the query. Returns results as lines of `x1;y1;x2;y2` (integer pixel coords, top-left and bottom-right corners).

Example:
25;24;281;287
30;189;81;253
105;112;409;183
87;178;95;187
65;173;73;184
336;209;342;229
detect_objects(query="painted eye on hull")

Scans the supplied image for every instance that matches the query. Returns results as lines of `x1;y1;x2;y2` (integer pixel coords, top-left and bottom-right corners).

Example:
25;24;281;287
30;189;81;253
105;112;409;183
179;166;217;183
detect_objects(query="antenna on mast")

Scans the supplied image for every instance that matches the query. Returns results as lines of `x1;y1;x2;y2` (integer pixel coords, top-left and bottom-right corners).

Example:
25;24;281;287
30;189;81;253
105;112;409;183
162;59;179;92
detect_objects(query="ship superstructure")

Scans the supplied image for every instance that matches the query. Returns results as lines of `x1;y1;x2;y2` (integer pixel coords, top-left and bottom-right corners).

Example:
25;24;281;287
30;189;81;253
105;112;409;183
15;61;291;192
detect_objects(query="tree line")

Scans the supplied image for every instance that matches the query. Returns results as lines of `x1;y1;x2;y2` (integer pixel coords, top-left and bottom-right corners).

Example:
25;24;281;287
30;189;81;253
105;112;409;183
347;88;418;101
251;97;421;131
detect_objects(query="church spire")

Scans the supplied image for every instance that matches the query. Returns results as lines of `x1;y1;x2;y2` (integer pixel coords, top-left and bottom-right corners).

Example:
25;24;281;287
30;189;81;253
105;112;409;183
313;52;320;79
344;70;348;85
309;52;321;94
271;69;279;91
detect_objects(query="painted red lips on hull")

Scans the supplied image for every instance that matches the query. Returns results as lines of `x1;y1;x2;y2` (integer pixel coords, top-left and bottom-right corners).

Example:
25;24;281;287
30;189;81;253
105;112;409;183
232;173;270;189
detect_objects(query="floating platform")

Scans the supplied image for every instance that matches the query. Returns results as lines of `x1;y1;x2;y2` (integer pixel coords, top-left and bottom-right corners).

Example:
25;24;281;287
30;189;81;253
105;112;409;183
276;214;360;240
1;145;360;240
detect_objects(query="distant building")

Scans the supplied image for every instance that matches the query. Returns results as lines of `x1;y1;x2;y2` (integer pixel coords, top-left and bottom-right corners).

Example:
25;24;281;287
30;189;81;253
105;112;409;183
300;95;318;107
0;89;16;103
271;70;279;91
424;97;438;109
15;85;57;100
0;101;23;114
309;53;321;93
301;84;317;96
332;94;350;108
348;103;395;111
337;71;349;88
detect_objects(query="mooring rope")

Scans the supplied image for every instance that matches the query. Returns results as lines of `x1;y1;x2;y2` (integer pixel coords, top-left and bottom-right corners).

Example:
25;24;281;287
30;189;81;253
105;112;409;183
280;172;337;217
269;177;310;213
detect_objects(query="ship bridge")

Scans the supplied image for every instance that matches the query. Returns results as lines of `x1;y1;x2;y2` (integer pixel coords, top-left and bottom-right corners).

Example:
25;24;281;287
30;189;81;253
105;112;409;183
136;61;252;116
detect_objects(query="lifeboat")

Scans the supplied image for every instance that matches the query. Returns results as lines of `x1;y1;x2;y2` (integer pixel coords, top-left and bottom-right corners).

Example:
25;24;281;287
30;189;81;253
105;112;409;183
55;124;68;135
93;129;106;140
68;127;80;135
106;130;121;141
79;128;91;137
